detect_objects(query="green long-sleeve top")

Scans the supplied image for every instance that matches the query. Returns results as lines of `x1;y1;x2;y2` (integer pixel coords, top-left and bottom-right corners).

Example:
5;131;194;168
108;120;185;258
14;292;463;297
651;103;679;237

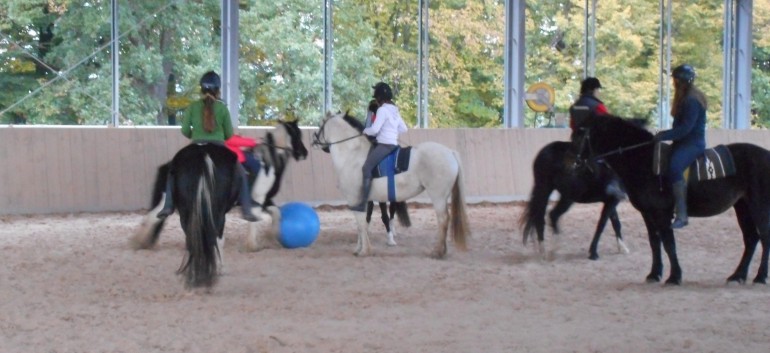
181;100;234;142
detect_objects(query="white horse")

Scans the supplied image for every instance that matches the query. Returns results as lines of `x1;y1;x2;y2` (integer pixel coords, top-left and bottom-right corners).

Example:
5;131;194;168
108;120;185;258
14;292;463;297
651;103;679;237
312;111;470;258
131;120;308;254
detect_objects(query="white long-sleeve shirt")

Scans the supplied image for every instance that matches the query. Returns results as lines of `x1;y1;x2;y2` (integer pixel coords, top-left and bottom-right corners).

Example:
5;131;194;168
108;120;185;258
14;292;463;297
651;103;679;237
362;103;407;145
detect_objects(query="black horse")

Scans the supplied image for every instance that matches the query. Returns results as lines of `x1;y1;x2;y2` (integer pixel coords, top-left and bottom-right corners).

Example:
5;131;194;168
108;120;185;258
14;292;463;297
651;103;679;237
573;114;770;284
131;121;308;286
166;143;240;288
520;141;628;260
366;201;412;246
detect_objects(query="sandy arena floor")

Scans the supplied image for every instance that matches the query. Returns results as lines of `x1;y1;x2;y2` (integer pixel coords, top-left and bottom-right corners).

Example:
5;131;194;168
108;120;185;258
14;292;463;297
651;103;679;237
1;202;769;353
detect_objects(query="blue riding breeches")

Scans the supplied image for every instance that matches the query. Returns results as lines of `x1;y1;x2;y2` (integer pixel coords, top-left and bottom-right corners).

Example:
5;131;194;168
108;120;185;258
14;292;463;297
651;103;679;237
243;153;261;176
668;143;705;182
362;144;397;178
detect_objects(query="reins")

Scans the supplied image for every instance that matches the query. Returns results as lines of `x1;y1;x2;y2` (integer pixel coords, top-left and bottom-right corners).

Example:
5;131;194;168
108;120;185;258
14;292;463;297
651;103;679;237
589;140;654;161
311;118;363;149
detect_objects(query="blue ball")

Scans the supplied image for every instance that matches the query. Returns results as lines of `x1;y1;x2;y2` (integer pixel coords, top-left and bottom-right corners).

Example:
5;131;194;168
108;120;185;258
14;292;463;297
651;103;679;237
278;202;320;248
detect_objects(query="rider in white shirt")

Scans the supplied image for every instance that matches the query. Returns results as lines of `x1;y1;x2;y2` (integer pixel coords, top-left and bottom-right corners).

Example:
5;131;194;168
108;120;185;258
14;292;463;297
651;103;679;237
350;82;408;212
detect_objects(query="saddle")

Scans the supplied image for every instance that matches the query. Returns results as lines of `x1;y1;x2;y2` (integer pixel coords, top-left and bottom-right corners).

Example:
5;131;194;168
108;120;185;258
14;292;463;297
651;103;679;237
371;146;412;202
653;143;736;182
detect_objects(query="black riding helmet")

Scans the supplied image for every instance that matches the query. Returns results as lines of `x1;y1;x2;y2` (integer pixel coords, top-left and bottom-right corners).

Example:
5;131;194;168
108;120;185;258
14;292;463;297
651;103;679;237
372;82;393;101
672;64;696;83
200;71;221;91
580;77;602;94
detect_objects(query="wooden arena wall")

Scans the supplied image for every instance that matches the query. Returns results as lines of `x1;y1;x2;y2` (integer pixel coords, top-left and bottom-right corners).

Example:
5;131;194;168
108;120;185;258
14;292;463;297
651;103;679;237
2;126;770;215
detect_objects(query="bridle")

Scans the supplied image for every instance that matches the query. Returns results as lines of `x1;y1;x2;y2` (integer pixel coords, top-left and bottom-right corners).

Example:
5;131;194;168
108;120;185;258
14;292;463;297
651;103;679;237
311;116;363;150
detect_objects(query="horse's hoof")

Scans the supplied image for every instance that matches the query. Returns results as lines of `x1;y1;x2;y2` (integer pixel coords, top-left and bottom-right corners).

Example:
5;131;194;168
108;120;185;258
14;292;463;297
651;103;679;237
664;277;681;286
726;274;746;284
752;277;767;285
588;253;599;261
645;274;661;283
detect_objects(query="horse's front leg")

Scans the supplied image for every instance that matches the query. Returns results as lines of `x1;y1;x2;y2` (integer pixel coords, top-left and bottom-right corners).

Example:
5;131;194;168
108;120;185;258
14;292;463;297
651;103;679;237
353;211;372;256
244;206;281;252
609;208;629;255
641;214;663;282
588;202;613;260
659;227;682;285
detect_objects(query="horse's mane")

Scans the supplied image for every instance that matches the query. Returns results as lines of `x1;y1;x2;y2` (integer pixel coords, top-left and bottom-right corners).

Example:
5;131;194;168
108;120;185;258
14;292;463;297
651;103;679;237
342;111;365;133
588;114;653;141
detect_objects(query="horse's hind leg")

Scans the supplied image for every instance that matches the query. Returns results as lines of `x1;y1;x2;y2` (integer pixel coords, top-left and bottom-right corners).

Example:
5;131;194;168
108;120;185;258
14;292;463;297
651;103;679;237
430;199;450;259
353;212;373;256
547;198;573;258
726;201;758;284
130;199;168;250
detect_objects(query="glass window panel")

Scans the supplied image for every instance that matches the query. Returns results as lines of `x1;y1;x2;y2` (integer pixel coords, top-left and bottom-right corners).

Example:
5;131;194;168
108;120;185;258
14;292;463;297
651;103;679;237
1;1;112;125
429;0;505;128
752;1;770;128
239;0;324;126
330;0;379;122
670;0;724;128
125;0;220;126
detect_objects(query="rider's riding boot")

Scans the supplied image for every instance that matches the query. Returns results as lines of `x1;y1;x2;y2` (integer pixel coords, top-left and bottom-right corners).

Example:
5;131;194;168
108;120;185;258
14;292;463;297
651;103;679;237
671;180;688;229
349;177;372;212
237;165;260;222
157;175;175;219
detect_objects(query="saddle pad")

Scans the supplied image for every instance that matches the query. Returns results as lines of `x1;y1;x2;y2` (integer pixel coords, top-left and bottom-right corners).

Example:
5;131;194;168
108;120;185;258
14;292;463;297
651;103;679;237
689;144;736;182
372;146;412;202
653;143;736;182
372;146;412;178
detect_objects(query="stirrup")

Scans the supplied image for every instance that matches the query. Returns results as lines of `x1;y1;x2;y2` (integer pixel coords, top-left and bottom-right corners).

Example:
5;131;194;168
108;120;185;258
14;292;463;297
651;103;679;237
349;202;367;212
241;209;259;222
157;208;173;219
671;218;688;229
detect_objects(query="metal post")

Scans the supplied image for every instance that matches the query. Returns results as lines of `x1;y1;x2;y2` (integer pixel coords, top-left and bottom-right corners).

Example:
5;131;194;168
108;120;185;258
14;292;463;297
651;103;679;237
722;0;734;129
417;0;429;128
734;0;753;129
324;0;333;116
221;0;240;126
503;0;525;128
111;0;119;126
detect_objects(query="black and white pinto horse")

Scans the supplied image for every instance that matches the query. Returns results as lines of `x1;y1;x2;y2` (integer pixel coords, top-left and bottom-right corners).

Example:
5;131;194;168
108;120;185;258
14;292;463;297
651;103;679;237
313;111;470;258
366;201;411;246
573;114;770;285
520;141;628;260
131;120;307;288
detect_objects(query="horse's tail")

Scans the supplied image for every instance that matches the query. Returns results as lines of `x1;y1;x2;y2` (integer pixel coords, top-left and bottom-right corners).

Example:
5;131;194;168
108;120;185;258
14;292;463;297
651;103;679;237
393;202;412;228
177;155;219;288
519;184;549;245
450;151;470;250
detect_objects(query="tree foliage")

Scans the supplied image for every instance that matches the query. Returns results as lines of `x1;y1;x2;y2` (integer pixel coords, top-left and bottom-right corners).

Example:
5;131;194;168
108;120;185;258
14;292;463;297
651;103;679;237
1;0;769;128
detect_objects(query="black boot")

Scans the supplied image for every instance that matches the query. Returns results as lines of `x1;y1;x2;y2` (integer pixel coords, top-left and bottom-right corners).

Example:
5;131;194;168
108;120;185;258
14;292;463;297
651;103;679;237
237;165;259;222
157;174;174;219
671;180;688;229
349;177;372;212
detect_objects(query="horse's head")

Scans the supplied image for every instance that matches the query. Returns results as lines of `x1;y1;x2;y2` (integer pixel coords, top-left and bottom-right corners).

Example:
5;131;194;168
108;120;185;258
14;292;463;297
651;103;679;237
312;111;366;154
571;114;654;163
276;119;308;161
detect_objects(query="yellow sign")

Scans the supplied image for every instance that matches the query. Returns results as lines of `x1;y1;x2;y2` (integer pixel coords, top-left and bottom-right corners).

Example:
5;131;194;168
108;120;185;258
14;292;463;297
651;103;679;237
525;82;555;113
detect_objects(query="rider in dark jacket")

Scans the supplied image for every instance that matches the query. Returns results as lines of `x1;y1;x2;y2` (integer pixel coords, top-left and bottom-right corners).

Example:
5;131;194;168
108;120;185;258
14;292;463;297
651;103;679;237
569;77;608;131
654;64;707;229
569;77;624;200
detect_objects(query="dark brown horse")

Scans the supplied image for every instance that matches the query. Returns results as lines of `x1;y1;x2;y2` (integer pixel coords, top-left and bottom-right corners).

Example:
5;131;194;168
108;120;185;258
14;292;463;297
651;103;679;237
520;141;628;260
572;114;770;285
